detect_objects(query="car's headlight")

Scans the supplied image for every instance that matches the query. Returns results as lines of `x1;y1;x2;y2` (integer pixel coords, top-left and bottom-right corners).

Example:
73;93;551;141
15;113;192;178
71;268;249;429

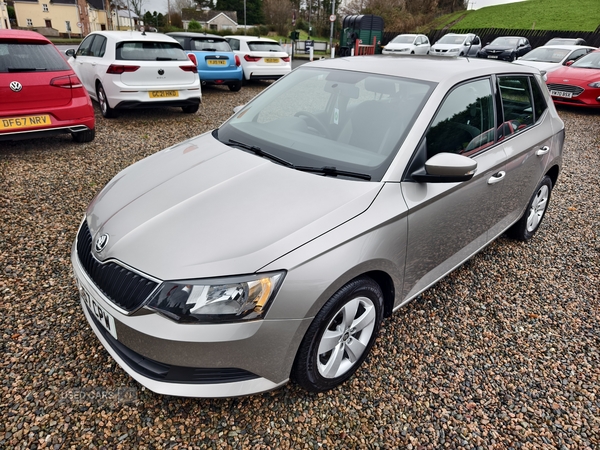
448;48;460;53
588;81;600;88
147;272;285;323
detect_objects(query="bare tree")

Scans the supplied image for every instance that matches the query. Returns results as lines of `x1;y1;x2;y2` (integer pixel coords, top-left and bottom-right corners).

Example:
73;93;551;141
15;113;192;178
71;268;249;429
263;0;293;36
128;0;146;18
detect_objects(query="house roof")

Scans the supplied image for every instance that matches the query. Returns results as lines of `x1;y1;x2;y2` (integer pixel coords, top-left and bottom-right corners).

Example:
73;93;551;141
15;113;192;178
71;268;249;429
181;9;237;24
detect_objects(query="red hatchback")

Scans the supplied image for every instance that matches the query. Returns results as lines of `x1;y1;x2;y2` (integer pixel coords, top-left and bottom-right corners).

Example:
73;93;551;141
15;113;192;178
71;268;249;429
0;30;95;142
546;50;600;108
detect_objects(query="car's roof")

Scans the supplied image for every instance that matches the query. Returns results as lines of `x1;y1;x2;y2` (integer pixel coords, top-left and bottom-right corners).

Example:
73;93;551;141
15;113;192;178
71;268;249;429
306;55;539;84
538;44;597;51
225;35;278;42
0;29;51;43
492;36;526;39
393;34;418;37
90;31;178;43
167;32;225;40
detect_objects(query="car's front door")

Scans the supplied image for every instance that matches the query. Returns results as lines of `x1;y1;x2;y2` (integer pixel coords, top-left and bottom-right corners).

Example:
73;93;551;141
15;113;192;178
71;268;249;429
401;78;508;300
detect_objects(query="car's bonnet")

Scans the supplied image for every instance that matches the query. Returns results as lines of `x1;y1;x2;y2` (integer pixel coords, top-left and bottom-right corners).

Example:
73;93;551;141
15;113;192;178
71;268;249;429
86;133;383;280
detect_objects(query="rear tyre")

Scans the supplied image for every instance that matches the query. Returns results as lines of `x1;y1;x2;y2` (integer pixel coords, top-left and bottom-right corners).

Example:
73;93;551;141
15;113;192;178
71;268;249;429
182;104;199;114
507;176;552;241
97;84;116;118
292;277;384;393
228;81;242;92
72;128;95;143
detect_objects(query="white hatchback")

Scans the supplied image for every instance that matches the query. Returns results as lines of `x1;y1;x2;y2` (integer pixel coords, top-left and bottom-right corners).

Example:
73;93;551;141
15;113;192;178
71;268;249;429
513;45;597;74
382;34;430;55
66;31;201;118
225;36;291;82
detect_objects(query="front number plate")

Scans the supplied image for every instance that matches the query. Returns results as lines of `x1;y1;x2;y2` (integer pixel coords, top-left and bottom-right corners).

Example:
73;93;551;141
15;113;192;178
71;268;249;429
550;90;573;98
0;115;52;131
78;281;118;340
149;90;179;98
488;55;498;59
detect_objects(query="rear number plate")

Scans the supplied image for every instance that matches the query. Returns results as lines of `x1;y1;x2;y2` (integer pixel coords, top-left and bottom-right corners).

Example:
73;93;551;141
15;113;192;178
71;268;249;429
0;115;51;131
207;60;227;66
78;281;118;340
264;58;279;63
550;90;572;98
149;90;179;98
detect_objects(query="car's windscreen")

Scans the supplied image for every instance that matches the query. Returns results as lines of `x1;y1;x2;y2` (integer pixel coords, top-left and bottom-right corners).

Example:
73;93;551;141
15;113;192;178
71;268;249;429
217;67;435;181
248;42;284;52
571;51;600;69
437;35;466;45
0;42;70;73
390;35;415;44
520;47;569;62
116;41;189;61
190;38;231;52
490;37;519;47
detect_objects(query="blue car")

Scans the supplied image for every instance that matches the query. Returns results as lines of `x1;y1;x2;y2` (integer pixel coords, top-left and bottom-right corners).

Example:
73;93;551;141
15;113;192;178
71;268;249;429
168;32;243;92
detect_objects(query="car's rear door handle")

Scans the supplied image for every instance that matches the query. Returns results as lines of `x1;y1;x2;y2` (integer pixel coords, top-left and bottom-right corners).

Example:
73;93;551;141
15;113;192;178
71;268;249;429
487;171;506;185
536;146;550;156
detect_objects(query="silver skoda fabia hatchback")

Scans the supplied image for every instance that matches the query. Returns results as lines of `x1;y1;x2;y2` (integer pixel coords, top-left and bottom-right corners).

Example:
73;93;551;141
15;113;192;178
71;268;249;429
72;55;564;397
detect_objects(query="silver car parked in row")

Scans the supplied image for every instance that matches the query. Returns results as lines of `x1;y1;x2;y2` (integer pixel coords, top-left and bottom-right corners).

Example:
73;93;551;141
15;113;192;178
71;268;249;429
72;56;564;397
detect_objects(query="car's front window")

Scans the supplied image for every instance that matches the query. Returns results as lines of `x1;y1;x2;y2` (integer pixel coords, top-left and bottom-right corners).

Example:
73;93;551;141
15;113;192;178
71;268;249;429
191;38;232;52
217;67;434;181
391;35;415;44
438;35;466;45
247;41;284;52
520;47;569;63
491;37;519;47
116;41;189;61
0;42;70;73
571;51;600;69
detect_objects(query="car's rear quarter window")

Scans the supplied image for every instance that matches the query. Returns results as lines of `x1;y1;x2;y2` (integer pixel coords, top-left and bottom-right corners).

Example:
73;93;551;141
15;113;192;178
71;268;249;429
0;42;70;73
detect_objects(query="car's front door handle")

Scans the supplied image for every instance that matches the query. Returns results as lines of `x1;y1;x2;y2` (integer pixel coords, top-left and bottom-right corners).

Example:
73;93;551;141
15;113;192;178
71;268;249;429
536;146;550;156
487;171;506;185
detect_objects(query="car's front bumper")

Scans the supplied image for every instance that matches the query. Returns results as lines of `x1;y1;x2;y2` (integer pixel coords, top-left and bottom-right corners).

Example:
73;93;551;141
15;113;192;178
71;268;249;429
71;239;310;397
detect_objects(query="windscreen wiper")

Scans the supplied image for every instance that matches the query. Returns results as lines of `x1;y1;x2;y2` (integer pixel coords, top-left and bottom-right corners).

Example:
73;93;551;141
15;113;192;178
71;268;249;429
295;165;372;180
228;139;294;168
227;139;371;180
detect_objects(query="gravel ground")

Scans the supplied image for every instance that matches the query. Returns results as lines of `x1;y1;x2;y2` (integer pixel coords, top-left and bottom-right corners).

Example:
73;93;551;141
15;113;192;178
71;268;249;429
1;83;599;449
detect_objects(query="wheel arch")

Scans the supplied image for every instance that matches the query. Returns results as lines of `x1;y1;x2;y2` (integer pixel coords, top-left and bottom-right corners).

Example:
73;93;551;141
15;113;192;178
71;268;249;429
545;164;560;188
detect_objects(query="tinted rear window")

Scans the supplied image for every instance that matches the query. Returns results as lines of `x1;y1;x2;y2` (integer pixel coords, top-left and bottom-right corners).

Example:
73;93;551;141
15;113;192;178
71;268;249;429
116;41;188;61
0;42;70;73
190;38;231;52
248;41;284;52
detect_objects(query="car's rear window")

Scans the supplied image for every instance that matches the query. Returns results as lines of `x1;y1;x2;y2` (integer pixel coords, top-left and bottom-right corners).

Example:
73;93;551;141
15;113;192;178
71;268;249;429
190;38;231;52
0;42;70;73
116;41;189;61
248;41;284;52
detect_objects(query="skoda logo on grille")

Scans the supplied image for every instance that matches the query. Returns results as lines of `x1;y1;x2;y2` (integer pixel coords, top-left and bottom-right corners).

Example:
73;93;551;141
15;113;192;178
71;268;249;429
9;81;22;92
95;234;109;252
158;69;164;75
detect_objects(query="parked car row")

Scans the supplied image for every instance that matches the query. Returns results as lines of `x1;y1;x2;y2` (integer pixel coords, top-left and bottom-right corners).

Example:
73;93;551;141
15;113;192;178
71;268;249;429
382;32;599;109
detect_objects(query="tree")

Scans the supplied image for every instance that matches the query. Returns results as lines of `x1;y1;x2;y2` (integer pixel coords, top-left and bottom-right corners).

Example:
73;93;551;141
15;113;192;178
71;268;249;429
215;0;263;25
262;0;292;35
188;19;202;30
128;0;146;18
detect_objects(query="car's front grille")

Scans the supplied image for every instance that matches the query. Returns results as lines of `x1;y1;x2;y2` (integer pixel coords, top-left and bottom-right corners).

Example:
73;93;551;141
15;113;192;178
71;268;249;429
76;221;158;312
547;83;585;97
89;312;259;384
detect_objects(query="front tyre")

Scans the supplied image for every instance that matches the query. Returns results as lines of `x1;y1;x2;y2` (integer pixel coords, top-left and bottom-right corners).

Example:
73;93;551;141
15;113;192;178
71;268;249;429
292;277;384;392
507;175;552;241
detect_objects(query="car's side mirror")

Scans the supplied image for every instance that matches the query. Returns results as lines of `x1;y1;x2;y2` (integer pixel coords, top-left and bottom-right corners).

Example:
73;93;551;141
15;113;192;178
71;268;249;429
65;49;76;58
233;105;245;114
565;60;574;66
412;153;477;183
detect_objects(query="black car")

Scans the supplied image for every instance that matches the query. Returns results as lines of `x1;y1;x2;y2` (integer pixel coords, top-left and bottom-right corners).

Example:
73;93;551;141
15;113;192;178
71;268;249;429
545;37;588;46
477;36;531;62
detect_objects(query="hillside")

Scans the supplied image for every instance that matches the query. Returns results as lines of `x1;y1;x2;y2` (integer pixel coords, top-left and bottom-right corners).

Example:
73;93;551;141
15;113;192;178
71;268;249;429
433;0;600;32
